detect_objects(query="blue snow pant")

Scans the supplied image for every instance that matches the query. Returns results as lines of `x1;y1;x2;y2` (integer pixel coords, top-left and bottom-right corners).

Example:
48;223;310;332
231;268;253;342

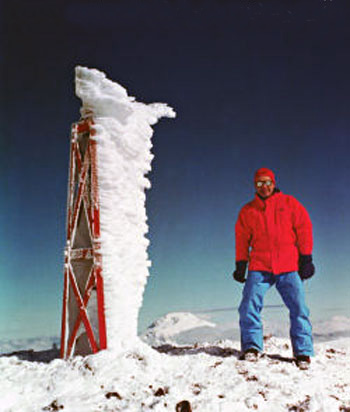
239;271;314;356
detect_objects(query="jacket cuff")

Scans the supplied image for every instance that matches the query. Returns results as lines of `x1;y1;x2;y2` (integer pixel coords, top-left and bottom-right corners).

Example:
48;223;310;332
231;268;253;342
236;260;248;271
299;254;312;264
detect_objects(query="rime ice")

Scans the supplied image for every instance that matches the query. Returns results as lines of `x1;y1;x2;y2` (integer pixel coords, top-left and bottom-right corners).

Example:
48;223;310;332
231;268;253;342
75;66;175;350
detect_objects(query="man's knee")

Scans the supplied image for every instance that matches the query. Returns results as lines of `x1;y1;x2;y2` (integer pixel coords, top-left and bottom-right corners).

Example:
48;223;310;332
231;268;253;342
239;295;263;318
238;300;249;317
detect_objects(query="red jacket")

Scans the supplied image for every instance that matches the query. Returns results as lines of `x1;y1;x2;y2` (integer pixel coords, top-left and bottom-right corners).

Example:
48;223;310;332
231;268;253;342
235;191;313;275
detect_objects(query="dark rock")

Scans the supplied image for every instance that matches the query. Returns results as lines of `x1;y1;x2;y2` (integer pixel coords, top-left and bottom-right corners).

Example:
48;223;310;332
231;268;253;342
105;391;122;400
1;347;60;363
43;400;64;411
175;400;192;412
154;387;168;397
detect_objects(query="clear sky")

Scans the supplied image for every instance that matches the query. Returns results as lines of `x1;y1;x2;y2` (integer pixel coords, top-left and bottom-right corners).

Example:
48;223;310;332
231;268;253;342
1;0;350;339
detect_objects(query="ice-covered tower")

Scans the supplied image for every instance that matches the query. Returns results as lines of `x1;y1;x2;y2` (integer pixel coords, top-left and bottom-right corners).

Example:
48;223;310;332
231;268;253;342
60;67;175;358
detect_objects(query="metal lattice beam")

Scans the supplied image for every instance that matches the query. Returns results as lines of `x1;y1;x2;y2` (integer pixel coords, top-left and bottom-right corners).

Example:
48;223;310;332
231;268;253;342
60;118;107;359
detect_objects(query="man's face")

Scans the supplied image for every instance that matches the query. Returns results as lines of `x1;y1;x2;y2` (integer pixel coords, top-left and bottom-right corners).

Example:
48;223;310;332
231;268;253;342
255;175;275;198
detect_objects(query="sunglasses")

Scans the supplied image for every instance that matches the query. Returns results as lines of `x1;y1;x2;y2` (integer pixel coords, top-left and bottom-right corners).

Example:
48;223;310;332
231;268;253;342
256;180;273;187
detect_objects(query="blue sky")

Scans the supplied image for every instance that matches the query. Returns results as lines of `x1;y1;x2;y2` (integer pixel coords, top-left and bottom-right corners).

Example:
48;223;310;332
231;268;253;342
1;0;350;340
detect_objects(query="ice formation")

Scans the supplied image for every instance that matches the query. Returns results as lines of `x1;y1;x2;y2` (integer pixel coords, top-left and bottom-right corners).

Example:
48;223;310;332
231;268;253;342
75;66;175;350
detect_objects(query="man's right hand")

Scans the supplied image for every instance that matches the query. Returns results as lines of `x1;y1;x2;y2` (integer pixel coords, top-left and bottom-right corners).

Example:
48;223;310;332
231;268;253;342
298;254;315;280
233;261;248;283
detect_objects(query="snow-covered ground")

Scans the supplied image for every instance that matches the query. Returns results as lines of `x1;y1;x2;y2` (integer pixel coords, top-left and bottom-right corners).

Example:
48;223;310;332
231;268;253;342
1;312;350;412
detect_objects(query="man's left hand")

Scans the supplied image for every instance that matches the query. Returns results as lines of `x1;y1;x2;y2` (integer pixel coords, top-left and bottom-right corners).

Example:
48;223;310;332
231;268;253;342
298;255;315;280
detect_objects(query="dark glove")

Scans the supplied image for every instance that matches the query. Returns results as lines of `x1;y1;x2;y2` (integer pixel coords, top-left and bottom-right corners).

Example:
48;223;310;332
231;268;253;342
298;255;315;280
233;260;247;283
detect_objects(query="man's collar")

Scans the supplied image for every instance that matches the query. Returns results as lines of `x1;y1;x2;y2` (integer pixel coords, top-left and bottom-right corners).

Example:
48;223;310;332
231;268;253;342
256;187;280;201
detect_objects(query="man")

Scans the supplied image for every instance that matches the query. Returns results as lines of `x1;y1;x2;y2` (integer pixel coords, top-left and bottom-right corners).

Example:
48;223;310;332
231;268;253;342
233;167;315;369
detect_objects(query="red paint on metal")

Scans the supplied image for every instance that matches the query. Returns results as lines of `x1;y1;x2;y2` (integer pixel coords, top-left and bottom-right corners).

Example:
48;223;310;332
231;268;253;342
89;140;101;238
70;248;94;260
61;118;108;359
70;153;89;245
66;130;76;242
66;268;97;357
66;267;98;356
96;266;107;349
85;202;94;235
74;142;82;172
60;267;69;358
77;122;90;133
73;144;93;232
93;208;100;238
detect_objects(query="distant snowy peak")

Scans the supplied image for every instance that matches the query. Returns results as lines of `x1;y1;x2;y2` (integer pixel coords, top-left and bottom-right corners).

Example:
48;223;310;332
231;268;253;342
142;312;216;347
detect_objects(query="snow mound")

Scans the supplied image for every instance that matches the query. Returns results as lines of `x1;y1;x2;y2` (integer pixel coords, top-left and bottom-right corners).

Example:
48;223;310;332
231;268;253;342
74;66;175;351
141;312;216;346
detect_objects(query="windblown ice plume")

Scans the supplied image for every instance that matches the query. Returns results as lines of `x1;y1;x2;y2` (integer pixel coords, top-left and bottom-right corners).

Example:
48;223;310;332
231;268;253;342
75;66;175;350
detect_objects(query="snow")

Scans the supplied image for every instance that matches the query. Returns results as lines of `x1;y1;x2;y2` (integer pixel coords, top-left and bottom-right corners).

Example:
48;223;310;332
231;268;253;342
1;315;350;411
1;332;350;411
74;66;175;351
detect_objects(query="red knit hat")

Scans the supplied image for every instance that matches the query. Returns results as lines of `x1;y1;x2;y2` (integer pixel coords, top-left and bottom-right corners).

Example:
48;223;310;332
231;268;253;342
254;167;276;184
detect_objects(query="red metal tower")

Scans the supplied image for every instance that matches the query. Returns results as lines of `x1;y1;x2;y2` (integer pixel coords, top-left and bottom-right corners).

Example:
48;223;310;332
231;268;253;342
60;117;107;358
